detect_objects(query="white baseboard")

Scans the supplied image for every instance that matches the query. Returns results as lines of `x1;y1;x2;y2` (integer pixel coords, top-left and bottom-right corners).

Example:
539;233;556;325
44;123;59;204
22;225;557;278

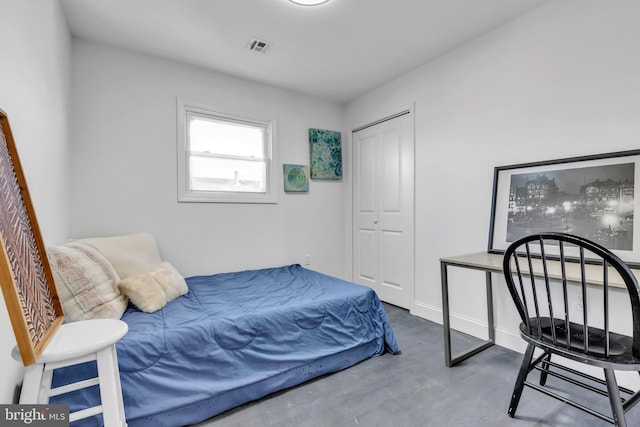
411;300;441;323
413;300;522;348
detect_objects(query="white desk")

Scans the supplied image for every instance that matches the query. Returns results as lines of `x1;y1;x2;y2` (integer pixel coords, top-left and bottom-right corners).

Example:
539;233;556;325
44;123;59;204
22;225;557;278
440;252;640;367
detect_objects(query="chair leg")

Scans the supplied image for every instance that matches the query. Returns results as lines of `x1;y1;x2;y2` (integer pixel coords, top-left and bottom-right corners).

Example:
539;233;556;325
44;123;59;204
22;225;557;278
604;368;626;427
96;345;127;427
539;352;551;386
508;343;536;418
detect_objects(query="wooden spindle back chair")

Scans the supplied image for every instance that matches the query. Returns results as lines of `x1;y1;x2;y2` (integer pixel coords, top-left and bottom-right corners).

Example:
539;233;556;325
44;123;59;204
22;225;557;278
503;232;640;426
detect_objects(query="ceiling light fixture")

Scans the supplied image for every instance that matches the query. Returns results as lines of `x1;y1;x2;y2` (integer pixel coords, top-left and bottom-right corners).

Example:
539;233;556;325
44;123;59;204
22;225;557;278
288;0;331;6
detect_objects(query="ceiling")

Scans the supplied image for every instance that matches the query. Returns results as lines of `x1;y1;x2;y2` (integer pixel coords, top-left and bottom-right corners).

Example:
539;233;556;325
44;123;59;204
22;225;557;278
60;0;549;104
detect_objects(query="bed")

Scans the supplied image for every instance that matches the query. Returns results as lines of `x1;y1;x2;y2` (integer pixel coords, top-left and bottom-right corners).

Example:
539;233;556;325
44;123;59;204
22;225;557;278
49;262;399;426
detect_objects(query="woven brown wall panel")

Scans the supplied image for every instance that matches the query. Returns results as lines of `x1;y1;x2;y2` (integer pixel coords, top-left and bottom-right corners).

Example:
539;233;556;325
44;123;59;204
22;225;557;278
0;111;63;365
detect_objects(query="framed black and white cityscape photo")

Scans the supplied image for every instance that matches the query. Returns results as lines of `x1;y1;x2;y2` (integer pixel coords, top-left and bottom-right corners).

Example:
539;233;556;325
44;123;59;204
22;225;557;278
488;149;640;267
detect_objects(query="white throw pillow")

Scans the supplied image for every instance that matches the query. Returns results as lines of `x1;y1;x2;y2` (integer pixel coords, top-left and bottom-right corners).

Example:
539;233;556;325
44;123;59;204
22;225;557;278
118;262;188;313
150;262;189;301
117;273;167;313
47;242;128;322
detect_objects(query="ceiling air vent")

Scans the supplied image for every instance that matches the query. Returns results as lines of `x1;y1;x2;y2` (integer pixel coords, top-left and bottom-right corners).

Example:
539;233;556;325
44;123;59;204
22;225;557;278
246;38;272;54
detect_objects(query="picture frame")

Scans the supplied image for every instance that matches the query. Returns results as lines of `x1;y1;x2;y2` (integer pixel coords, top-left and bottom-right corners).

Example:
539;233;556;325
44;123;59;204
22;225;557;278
283;164;309;192
0;109;64;365
309;128;342;180
488;149;640;267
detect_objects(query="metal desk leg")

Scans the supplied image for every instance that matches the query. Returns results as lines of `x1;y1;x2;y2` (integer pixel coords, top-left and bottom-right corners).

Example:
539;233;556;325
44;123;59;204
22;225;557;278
441;261;453;366
442;261;496;367
486;271;495;343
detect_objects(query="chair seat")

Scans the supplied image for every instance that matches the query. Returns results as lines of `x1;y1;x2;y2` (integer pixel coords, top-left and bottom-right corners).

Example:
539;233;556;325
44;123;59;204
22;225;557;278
520;318;640;369
12;319;128;364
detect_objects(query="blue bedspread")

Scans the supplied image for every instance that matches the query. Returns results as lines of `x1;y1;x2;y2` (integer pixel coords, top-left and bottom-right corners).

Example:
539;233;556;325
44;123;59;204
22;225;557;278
53;264;399;426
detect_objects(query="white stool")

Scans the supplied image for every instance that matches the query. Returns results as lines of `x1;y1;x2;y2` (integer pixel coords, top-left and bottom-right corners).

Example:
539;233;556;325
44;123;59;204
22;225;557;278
12;318;128;427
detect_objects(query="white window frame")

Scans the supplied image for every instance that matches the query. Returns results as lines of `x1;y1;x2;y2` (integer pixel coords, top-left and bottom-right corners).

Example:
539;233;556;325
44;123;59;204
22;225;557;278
177;99;277;203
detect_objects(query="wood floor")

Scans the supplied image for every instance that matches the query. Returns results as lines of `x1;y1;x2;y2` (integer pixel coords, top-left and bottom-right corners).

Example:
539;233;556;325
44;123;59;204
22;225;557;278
194;303;640;427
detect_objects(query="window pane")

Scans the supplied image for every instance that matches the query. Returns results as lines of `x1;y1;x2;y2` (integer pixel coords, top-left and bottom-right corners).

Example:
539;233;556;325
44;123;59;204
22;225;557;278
178;101;276;203
189;115;265;158
190;155;266;193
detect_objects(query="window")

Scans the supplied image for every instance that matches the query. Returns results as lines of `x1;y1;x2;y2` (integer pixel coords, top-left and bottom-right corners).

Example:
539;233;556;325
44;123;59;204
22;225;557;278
177;100;277;203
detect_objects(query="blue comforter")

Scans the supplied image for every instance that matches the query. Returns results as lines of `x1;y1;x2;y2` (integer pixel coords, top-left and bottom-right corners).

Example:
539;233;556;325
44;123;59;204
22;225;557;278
53;264;399;426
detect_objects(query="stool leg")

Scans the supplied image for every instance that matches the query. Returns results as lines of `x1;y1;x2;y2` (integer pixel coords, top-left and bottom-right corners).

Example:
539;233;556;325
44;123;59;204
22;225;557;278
19;364;49;404
39;367;54;404
96;345;127;427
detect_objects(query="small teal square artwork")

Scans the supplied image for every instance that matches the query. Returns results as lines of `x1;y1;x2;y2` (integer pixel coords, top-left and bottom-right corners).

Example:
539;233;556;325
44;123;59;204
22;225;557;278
309;128;342;180
283;164;309;192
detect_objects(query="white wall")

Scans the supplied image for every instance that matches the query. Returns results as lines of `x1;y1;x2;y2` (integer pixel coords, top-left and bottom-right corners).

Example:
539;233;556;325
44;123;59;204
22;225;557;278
346;0;640;358
69;40;347;279
0;0;71;403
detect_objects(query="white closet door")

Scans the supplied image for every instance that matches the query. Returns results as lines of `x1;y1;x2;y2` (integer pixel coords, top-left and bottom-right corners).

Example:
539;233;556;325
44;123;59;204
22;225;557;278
352;112;414;309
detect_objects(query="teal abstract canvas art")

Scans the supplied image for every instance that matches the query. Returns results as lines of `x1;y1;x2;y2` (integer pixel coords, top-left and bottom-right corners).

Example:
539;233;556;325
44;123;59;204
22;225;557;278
309;128;342;180
283;164;309;192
